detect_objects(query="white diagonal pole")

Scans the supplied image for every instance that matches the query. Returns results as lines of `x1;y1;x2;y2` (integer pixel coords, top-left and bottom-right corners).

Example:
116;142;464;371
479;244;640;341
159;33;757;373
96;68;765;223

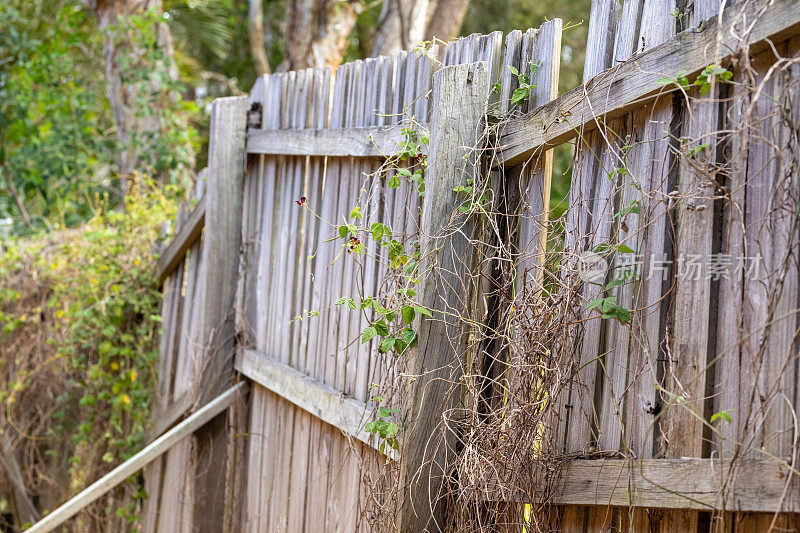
26;381;248;533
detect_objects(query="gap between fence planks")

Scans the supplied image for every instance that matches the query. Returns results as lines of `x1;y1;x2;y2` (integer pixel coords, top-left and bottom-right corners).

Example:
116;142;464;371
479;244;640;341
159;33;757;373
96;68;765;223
234;349;396;458
484;458;800;513
246;124;422;157
496;0;800;166
25;382;248;533
155;196;205;283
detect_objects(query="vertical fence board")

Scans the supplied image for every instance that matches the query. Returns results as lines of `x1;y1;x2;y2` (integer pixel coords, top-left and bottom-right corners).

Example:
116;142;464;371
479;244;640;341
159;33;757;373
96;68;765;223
399;61;489;532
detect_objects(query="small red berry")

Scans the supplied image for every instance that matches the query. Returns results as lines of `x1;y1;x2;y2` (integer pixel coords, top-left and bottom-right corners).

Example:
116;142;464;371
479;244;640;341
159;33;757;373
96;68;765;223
295;196;307;206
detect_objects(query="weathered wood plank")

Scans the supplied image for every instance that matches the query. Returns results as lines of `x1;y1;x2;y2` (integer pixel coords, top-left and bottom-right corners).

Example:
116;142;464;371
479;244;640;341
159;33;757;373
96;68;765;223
246;124;414;158
488;458;800;513
399;61;489;532
496;0;800;166
191;95;249;531
155;197;205;283
302;65;334;533
146;390;194;441
560;0;620;457
235;349;386;453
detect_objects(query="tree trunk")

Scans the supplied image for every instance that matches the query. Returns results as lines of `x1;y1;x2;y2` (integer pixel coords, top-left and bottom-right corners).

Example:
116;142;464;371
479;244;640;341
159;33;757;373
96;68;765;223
371;0;429;57
248;0;271;75
84;0;184;194
370;0;471;57
424;0;471;43
283;0;359;70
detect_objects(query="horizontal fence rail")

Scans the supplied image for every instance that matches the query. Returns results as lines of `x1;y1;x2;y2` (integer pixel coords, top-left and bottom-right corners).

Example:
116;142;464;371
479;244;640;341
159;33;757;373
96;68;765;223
155;195;205;283
487;458;800;512
496;0;800;166
246;124;423;158
235;349;391;456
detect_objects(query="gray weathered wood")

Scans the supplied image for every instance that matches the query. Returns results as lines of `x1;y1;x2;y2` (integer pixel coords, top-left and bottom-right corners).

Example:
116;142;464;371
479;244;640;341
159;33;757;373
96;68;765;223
235;349;395;456
497;0;800;166
146;390;194;441
247;124;416;158
191;95;248;531
399;61;489;533
487;458;800;512
155;197;205;283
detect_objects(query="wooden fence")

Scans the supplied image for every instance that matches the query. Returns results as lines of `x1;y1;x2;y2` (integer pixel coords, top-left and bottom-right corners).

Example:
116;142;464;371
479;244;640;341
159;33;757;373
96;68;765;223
31;1;800;531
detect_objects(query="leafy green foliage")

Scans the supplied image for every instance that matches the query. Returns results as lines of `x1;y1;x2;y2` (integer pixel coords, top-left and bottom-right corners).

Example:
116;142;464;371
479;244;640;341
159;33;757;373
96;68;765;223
694;64;733;95
586;295;631;324
0;2;115;230
364;394;401;455
658;65;733;96
710;410;733;424
0;178;175;522
0;2;200;233
506;63;540;107
392;127;428;195
657;70;691;91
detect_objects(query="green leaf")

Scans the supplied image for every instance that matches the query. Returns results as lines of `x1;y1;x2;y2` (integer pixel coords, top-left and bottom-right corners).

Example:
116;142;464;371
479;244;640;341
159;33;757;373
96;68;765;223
361;326;378;344
379;336;396;354
401;305;415;325
602;306;631;324
346;299;358;310
402;328;418;350
397;167;412;177
336;297;348;305
387;174;401;189
604;278;627;290
510;87;528;106
364;421;376;433
371;223;385;242
615;202;641;218
339;225;349;239
394;338;407;354
617;244;636;254
710;410;733;424
350;206;362;220
414;306;432;318
375;320;389;337
379;406;390;418
586;298;604;311
386;422;399;436
507;65;519;76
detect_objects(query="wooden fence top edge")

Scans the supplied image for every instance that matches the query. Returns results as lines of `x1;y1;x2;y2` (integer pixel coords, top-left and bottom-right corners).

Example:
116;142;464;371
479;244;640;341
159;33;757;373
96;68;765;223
496;0;800;166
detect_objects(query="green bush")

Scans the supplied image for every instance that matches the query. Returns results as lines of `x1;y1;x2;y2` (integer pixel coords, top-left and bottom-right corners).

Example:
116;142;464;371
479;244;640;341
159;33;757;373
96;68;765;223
0;178;176;526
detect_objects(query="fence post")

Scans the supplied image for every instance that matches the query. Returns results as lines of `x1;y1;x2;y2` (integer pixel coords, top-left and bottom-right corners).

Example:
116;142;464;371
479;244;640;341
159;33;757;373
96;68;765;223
399;61;488;532
191;95;248;532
